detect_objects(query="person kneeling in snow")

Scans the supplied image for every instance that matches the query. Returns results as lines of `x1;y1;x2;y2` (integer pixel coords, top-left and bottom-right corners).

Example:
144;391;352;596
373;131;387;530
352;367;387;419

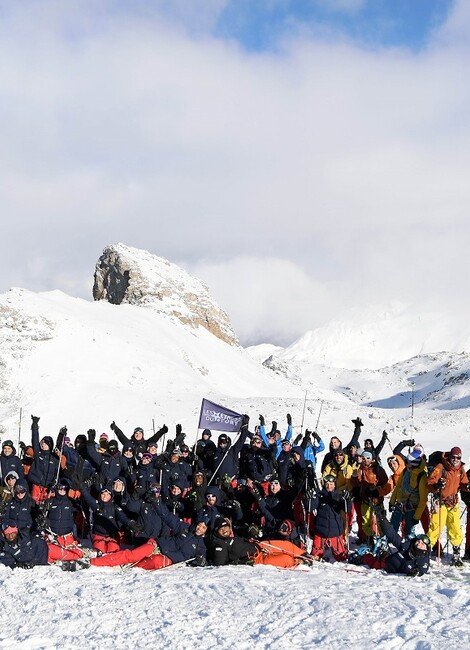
350;509;430;577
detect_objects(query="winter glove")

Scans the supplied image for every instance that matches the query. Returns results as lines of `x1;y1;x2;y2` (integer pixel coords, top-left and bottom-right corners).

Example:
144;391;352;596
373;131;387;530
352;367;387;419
56;426;67;450
160;424;169;435
87;429;96;443
388;502;396;513
240;414;249;430
312;432;321;443
14;559;34;571
286;413;292;426
407;567;420;577
189;555;207;567
110;421;117;431
127;520;143;534
165;439;174;453
401;439;415;447
270;421;277;435
18;441;26;453
31;415;40;425
293;434;302;446
251;485;263;502
305;488;316;500
352;417;363;428
374;504;387;523
437;478;446;491
411;518;420;527
174;430;186;448
342;489;351;502
381;430;389;441
259;414;265;426
176;424;182;436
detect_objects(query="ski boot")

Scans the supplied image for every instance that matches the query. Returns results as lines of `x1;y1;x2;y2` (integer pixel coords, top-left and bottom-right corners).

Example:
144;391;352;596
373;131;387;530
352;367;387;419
450;546;463;568
60;561;77;572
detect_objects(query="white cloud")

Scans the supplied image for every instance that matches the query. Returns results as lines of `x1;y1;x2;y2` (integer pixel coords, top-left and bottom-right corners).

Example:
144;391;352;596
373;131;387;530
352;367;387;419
1;0;470;345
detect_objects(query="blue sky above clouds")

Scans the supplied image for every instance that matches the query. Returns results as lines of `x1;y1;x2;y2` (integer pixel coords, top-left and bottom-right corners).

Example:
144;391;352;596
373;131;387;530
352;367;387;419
212;0;454;52
1;0;469;346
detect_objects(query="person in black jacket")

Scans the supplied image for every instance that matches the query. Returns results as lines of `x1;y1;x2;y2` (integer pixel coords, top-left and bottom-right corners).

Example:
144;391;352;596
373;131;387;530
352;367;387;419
28;416;60;504
111;421;168;460
0;440;24;481
307;474;349;562
351;509;431;576
206;516;257;566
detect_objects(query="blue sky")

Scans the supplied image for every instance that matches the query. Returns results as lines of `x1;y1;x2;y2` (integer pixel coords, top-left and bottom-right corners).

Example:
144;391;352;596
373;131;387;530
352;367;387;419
212;0;454;52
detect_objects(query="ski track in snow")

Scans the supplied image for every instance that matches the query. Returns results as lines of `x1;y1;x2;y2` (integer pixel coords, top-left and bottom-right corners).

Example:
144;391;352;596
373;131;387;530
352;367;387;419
0;561;468;650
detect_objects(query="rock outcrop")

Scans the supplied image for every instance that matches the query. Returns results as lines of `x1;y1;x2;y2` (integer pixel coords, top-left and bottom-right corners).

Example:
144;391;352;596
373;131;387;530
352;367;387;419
93;244;239;346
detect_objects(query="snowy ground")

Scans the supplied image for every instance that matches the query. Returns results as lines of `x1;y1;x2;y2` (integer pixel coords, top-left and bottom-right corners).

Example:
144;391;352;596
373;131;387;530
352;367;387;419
0;556;468;650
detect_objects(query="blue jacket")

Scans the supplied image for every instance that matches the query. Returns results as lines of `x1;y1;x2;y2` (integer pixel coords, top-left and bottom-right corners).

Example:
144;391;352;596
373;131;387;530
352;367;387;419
0;451;24;481
5;480;34;534
309;488;347;538
0;532;49;567
81;487;129;538
157;528;207;563
47;492;75;536
29;423;59;488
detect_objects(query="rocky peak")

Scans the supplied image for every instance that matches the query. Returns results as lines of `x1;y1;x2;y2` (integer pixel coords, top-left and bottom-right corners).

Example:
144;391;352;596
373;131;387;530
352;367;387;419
93;244;239;346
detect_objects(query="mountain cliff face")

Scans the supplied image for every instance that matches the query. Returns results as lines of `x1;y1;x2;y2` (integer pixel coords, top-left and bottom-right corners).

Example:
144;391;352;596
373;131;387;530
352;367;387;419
93;244;238;346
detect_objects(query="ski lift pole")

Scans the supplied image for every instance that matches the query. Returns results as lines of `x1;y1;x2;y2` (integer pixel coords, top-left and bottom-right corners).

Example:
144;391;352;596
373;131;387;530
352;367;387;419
300;390;308;435
18;407;23;448
314;401;324;436
411;381;415;424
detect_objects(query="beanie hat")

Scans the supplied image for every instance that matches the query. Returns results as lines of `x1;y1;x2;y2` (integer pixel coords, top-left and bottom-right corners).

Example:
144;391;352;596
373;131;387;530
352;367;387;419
41;436;54;450
107;440;118;451
362;451;373;460
2;440;14;448
63;436;71;444
5;471;19;483
141;452;153;461
450;446;462;457
214;516;231;531
99;433;108;440
133;427;144;434
202;429;212;437
2;520;18;535
406;450;422;466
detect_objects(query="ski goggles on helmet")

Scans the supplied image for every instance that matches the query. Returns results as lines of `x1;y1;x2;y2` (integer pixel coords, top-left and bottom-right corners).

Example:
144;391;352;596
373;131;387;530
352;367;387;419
323;475;336;484
415;533;431;547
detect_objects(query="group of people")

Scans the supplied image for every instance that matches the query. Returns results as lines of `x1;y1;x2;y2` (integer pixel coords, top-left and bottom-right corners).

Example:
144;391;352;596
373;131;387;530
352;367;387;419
0;412;468;576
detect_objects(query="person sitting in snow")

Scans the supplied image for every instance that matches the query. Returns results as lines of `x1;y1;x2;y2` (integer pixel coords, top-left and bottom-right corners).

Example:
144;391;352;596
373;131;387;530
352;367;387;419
350;508;431;577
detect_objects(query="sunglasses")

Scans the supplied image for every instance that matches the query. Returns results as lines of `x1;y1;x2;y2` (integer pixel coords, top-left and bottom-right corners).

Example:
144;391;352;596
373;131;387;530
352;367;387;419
206;494;216;499
451;455;461;460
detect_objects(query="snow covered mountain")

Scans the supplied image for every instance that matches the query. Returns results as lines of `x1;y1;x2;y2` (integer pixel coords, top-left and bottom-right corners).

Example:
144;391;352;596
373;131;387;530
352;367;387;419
93;243;239;345
267;301;470;370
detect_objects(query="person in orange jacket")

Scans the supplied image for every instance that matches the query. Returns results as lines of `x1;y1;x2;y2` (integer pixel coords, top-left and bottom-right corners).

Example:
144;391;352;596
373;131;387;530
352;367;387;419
427;446;469;566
